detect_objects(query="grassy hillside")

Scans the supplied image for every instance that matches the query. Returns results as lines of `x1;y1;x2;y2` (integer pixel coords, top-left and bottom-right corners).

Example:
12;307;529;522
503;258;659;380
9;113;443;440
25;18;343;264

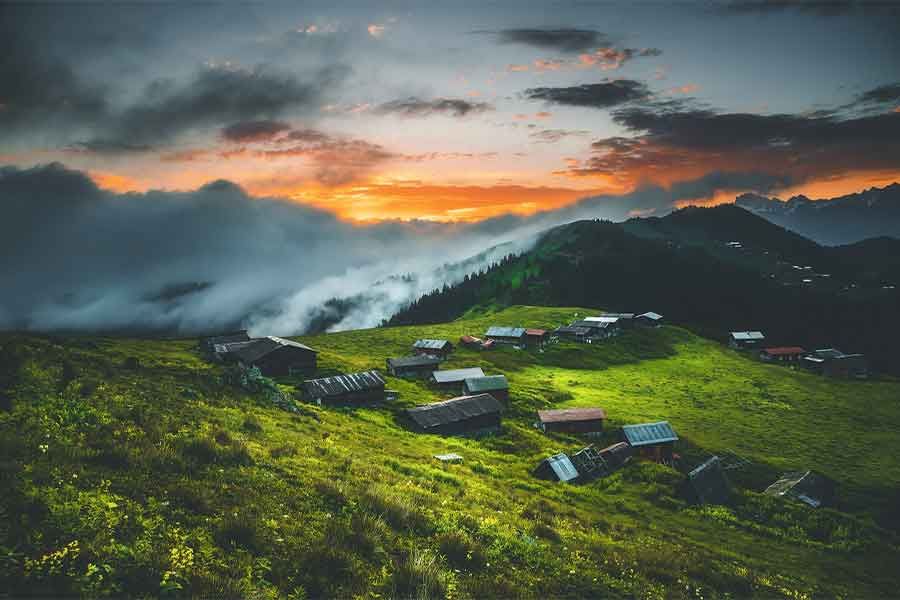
2;305;899;599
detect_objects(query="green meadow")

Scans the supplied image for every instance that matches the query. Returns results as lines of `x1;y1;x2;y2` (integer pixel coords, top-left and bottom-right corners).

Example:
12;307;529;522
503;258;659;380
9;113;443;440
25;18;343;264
1;305;898;599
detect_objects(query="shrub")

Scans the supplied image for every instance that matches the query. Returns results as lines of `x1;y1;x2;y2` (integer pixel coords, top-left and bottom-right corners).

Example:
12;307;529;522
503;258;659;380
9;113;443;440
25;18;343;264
347;512;390;559
242;416;263;434
215;515;262;552
390;549;448;600
270;444;297;459
532;522;561;542
436;530;486;571
360;485;429;532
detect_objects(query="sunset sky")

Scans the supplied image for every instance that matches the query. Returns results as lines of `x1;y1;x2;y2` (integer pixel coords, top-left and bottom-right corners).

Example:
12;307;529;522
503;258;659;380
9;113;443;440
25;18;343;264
2;1;899;221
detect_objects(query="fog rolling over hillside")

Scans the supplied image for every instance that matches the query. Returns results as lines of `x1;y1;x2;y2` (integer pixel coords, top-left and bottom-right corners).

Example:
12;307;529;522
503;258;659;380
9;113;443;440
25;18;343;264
735;183;900;245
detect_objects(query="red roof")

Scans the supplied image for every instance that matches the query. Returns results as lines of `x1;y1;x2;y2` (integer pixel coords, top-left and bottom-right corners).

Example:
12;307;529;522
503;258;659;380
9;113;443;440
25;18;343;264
762;346;806;356
525;329;548;336
538;408;607;423
460;335;482;344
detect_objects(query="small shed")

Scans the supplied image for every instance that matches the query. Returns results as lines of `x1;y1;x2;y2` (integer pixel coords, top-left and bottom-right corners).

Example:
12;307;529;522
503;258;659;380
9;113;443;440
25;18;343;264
304;370;386;406
406;393;503;436
412;339;454;358
572;319;619;339
729;331;766;349
801;349;869;378
537;408;607;435
202;330;250;353
431;367;485;387
386;355;442;378
553;325;594;343
635;312;664;327
434;453;463;463
462;375;509;402
764;471;835;508
485;326;526;345
222;336;317;376
622;421;678;462
524;329;549;348
686;456;731;505
759;347;806;363
533;452;580;482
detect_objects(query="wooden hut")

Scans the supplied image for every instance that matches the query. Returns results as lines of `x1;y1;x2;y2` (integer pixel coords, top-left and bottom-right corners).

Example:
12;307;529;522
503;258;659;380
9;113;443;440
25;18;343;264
533;452;580;482
728;331;766;349
622;421;678;462
431;367;484;388
801;349;869;378
635;312;663;327
524;329;549;348
759;346;806;363
537;408;607;436
303;370;386;406
218;336;317;376
202;330;250;353
406;393;503;436
412;339;454;358
386;355;442;378
764;471;835;508
685;456;731;505
462;375;509;402
485;326;526;345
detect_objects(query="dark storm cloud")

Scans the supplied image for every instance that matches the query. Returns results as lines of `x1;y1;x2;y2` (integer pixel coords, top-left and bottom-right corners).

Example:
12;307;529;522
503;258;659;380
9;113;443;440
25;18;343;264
478;28;611;52
374;97;494;118
0;163;779;333
524;81;651;109
221;120;293;143
856;82;900;105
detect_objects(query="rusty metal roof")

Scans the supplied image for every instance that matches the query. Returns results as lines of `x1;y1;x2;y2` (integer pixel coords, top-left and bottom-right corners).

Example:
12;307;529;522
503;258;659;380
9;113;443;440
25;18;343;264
762;346;806;356
304;370;385;398
406;394;503;429
538;407;607;423
525;329;547;336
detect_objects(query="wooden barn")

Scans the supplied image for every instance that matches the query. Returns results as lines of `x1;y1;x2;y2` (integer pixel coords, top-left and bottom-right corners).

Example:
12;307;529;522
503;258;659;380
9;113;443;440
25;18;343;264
764;470;835;508
635;312;664;327
622;421;678;463
685;456;731;505
462;375;509;402
217;336;317;376
412;339;454;358
485;326;526;345
759;346;806;363
303;370;386;406
537;408;607;436
406;393;503;436
728;331;766;349
431;367;485;388
386;355;442;378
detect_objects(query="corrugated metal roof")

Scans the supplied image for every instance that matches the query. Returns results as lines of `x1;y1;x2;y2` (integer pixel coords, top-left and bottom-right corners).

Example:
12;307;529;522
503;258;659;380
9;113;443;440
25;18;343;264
603;312;635;319
538;407;607;423
432;367;484;384
485;326;526;338
730;331;765;340
406;394;502;429
762;346;806;356
413;339;452;350
584;316;619;324
387;355;442;369
228;336;316;363
304;370;385;398
434;453;463;462
638;312;663;320
572;320;613;329
813;348;845;359
463;375;509;392
622;421;678;446
548;453;579;481
525;329;547;336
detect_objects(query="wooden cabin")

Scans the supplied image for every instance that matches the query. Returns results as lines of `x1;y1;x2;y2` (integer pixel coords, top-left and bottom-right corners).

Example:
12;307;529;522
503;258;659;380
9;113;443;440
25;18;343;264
759;346;806;363
462;375;509;402
431;367;485;388
573;319;620;339
386;355;442;378
728;331;766;349
621;421;678;462
406;393;503;436
412;339;454;358
202;330;250;353
553;325;594;343
533;452;580;482
217;336;317;376
524;329;549;348
303;370;386;406
537;408;607;436
686;456;731;505
485;326;526;345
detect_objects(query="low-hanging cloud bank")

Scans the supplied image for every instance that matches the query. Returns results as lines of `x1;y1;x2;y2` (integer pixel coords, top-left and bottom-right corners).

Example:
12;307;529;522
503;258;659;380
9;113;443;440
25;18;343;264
0;163;787;335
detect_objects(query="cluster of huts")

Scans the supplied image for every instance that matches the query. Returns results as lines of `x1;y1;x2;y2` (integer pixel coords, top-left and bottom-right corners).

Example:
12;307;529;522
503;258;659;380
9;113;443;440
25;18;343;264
554;312;663;344
728;331;869;379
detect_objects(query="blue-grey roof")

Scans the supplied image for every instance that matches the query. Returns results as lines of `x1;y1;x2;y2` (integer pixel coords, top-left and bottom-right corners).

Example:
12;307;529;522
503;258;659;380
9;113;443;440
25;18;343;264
546;453;579;482
431;367;485;384
413;339;452;350
622;421;678;446
730;331;765;340
485;326;526;338
463;375;509;393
